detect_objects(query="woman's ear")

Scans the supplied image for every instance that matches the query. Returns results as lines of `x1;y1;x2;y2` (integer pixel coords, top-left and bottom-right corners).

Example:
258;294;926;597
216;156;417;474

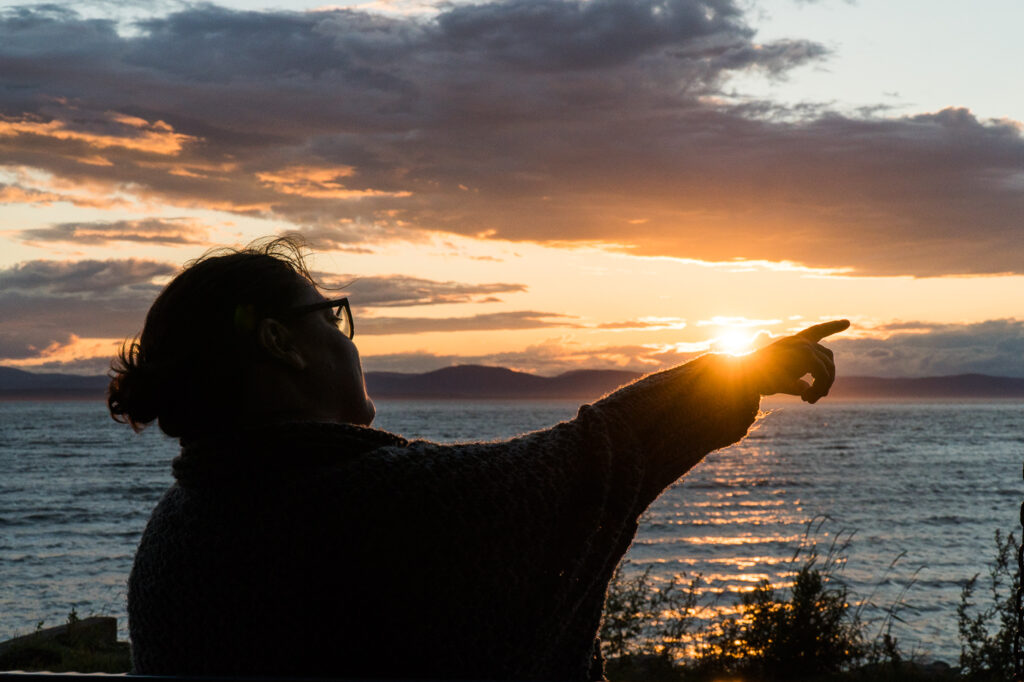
256;318;308;370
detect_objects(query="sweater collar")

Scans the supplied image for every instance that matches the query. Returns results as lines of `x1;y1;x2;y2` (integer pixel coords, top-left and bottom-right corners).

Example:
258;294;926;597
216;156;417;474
173;421;407;487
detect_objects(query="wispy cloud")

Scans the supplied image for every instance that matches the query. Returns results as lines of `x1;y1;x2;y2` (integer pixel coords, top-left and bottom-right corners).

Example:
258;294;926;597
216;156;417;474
596;317;688;331
359;310;577;334
0;258;175;294
322;274;527;307
0;181;129;209
0;110;194;155
19;218;211;246
257;166;411;200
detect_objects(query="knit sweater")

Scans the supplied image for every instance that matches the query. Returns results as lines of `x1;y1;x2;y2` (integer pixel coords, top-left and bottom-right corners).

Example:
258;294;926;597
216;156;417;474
127;354;761;680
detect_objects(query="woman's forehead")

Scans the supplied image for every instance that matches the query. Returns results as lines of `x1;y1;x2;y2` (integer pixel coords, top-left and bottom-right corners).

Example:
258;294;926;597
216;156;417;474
293;282;326;306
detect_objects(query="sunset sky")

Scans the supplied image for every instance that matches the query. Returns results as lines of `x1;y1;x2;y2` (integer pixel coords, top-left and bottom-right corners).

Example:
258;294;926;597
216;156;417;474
2;0;1023;377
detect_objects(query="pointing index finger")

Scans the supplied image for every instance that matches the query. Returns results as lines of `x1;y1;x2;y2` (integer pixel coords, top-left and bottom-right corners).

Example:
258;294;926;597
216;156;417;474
796;319;851;343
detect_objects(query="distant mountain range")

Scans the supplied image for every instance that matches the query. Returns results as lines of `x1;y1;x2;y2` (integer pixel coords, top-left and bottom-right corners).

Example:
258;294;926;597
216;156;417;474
0;366;109;399
3;364;1024;401
369;367;1024;399
366;365;641;399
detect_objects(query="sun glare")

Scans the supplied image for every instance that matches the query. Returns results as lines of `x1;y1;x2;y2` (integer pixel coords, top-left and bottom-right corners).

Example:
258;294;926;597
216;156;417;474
716;329;754;356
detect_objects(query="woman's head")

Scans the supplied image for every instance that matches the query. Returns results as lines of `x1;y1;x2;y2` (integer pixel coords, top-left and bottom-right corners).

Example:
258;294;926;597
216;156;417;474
108;236;374;439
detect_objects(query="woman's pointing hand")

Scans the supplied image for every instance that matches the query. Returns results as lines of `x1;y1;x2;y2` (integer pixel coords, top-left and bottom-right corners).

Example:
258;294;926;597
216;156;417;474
747;320;850;403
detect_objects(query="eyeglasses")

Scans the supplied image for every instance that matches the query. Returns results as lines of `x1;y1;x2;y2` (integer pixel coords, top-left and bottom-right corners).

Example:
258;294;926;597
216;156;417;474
282;296;354;339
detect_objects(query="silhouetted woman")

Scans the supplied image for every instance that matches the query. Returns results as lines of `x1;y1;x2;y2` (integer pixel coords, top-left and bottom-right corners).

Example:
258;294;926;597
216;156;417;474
110;237;847;680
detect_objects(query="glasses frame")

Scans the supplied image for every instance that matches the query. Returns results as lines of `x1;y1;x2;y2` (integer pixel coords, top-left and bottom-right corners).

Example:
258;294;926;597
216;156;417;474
281;296;354;339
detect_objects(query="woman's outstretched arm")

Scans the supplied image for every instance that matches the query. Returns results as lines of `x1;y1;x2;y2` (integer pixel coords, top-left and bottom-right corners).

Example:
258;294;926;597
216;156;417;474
581;319;850;500
326;321;849;679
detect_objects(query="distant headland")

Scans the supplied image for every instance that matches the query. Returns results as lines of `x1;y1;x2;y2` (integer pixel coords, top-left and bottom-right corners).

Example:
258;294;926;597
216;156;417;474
3;364;1024;401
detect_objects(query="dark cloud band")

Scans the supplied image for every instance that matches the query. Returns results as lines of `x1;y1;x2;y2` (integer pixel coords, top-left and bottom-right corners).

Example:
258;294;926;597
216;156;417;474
0;1;1021;275
0;259;535;359
319;274;528;307
359;310;577;335
19;218;211;246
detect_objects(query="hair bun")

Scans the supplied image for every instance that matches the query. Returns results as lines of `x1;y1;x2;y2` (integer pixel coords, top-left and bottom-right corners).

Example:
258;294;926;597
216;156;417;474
108;343;166;432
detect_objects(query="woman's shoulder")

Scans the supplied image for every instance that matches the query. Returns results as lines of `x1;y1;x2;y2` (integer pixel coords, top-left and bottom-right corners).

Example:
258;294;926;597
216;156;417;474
169;420;407;485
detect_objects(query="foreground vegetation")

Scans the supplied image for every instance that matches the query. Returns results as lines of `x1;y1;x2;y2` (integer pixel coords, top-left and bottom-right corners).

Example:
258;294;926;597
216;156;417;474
2;530;1018;679
601;528;1020;681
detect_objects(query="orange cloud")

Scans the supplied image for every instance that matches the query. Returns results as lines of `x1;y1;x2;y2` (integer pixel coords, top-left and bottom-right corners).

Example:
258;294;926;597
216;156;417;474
0;111;194;155
696;316;783;328
6;334;120;369
358;310;577;335
77;155;114;166
0;182;128;209
257;166;412;200
137;159;241;178
596;317;688;332
19;218;211;246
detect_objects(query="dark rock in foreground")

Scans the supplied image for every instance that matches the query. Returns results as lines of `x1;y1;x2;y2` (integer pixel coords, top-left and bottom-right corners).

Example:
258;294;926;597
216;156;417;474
0;616;130;673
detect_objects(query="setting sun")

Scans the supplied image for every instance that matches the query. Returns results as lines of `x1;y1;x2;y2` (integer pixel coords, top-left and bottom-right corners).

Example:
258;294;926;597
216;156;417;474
713;329;756;356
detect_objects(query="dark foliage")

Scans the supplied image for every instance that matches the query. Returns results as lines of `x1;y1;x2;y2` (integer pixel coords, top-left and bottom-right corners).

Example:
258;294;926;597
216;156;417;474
698;553;865;680
600;561;701;662
957;530;1020;680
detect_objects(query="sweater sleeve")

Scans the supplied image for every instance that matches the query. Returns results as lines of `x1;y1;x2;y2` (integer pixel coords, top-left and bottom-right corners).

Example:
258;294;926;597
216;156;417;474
583;351;762;503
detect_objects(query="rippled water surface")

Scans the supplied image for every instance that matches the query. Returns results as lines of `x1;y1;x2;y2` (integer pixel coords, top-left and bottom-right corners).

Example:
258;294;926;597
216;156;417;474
1;398;1021;663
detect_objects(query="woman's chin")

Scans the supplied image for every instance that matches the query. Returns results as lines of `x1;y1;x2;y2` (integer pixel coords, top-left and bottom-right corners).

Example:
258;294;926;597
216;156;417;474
355;397;376;426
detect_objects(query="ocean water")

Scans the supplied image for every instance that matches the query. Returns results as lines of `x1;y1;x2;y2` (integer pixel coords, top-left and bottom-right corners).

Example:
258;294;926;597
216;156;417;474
1;398;1022;664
